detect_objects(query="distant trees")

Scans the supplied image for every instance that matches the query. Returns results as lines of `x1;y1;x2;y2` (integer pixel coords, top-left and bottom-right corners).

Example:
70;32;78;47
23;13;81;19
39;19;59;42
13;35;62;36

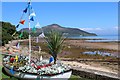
1;22;15;46
1;21;29;46
17;31;29;39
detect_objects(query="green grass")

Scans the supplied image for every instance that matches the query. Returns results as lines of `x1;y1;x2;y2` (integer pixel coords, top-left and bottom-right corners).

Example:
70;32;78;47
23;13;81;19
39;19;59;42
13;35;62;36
1;73;91;80
0;66;18;80
0;54;2;80
69;75;92;80
1;68;91;80
0;54;10;79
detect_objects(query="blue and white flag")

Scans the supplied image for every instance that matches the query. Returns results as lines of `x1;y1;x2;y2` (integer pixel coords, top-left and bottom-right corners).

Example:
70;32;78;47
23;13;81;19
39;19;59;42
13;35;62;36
10;67;15;75
49;56;54;63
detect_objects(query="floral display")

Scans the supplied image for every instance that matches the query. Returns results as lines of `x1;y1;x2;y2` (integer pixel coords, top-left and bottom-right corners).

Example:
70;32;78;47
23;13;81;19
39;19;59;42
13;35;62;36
3;55;71;76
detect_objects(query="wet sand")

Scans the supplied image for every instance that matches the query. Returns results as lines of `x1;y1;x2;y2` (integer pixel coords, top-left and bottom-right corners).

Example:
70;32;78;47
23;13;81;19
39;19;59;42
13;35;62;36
65;39;118;51
61;61;118;74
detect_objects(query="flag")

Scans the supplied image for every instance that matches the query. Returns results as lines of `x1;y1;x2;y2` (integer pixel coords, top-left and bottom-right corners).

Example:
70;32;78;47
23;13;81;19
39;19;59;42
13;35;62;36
35;22;40;27
15;55;18;62
28;2;31;8
20;20;25;25
39;33;45;38
49;56;54;63
36;37;38;43
30;16;34;21
16;42;20;48
28;2;31;5
30;12;36;17
16;24;20;28
32;26;36;33
23;7;28;13
10;67;15;75
19;33;23;38
40;56;42;61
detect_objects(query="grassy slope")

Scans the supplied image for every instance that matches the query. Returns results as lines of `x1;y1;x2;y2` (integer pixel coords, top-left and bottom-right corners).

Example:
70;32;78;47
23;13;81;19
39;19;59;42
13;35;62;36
0;54;2;79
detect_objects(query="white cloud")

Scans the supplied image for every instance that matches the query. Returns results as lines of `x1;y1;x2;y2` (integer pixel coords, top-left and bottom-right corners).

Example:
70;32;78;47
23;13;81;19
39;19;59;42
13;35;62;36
79;27;118;35
113;26;118;30
79;27;103;31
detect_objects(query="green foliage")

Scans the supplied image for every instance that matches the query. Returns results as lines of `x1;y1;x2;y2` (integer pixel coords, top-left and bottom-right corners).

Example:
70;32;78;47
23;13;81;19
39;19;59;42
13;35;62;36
22;31;29;39
45;30;65;64
31;32;37;37
1;21;29;46
2;28;12;45
1;22;16;46
1;22;16;35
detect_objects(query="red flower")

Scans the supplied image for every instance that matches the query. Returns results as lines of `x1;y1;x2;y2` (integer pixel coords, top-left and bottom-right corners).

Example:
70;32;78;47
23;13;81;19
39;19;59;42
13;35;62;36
37;66;41;70
10;58;14;62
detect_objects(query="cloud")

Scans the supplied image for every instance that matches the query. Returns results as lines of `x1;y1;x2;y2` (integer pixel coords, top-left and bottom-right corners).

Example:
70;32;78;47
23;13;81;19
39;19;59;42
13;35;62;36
79;27;103;31
79;27;118;35
113;26;118;30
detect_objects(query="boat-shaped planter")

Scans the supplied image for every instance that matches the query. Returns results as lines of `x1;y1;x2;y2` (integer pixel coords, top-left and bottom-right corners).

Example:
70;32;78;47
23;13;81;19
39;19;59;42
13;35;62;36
2;55;72;80
3;66;72;80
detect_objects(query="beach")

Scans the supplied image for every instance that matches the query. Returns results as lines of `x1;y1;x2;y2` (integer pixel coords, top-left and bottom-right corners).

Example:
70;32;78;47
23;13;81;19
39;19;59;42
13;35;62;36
65;39;118;51
0;38;119;77
61;61;118;74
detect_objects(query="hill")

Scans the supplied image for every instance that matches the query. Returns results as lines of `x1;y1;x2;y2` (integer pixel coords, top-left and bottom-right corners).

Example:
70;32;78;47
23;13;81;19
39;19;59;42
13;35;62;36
20;24;97;36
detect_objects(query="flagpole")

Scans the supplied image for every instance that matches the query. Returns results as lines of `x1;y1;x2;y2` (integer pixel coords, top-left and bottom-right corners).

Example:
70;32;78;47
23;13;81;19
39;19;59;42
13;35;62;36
28;0;31;64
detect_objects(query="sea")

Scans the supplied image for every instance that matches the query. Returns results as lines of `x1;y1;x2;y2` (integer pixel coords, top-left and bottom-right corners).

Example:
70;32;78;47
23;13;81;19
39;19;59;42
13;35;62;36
68;35;119;42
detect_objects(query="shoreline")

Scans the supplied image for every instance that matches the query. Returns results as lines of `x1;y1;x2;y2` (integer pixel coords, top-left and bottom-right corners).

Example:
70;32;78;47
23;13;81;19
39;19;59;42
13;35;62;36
64;39;119;54
0;38;119;78
1;38;119;58
61;60;118;74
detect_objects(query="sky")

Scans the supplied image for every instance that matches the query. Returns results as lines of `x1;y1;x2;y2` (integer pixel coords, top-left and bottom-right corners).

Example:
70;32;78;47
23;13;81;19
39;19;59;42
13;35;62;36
2;2;118;36
1;0;119;2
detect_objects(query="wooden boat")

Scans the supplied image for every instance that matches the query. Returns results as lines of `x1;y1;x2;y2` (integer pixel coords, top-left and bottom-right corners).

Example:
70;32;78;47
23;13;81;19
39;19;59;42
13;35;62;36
3;63;72;80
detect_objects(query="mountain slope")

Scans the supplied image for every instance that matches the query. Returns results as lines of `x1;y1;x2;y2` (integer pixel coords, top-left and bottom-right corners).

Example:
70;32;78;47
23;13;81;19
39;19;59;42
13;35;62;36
20;24;97;36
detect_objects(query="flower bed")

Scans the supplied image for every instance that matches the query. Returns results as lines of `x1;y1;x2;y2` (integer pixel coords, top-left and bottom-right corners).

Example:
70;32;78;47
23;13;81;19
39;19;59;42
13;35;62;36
3;55;71;76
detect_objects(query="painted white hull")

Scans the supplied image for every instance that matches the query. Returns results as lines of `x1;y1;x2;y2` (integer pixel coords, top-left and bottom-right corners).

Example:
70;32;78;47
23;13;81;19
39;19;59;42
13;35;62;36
4;67;72;80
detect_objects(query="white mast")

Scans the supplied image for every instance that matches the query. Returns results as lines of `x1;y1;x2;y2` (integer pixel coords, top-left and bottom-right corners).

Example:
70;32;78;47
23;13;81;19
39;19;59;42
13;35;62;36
28;0;31;64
